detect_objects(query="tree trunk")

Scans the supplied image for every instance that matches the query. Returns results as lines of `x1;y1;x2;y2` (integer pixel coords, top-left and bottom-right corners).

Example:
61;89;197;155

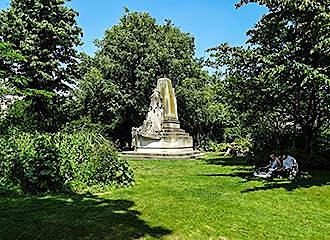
193;133;198;149
303;131;314;158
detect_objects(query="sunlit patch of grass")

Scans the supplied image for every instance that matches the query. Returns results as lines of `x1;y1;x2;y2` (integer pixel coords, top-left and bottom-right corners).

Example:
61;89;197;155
1;154;329;239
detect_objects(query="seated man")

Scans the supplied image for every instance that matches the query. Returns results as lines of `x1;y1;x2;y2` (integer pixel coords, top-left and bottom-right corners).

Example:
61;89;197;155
275;154;298;179
254;153;281;178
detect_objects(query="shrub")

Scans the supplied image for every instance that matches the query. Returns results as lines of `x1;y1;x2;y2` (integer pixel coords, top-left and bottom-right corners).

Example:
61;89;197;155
202;138;252;153
60;116;116;143
232;138;253;153
54;132;134;191
0;132;62;194
0;131;134;194
201;139;218;152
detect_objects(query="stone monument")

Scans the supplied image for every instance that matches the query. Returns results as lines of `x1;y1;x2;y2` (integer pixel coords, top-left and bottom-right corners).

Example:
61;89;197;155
122;78;204;160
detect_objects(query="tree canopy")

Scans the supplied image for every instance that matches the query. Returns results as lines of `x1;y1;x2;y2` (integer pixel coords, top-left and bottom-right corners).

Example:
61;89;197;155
0;0;83;132
0;0;83;94
209;0;330;156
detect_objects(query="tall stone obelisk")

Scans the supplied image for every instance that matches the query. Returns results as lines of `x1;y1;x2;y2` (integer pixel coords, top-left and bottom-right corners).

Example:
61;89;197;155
157;78;179;128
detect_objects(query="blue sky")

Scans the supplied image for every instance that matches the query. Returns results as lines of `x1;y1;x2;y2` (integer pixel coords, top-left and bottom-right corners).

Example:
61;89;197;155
0;0;267;58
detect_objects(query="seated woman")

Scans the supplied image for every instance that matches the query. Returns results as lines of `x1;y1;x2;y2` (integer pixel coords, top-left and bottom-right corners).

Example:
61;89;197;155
265;153;281;170
254;153;281;178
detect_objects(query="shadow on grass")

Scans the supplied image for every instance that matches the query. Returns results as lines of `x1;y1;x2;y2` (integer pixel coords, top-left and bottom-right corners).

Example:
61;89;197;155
240;171;330;193
206;155;253;167
0;193;171;240
203;155;330;193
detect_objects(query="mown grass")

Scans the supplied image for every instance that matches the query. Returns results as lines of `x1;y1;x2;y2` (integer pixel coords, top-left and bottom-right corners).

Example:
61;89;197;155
0;153;329;240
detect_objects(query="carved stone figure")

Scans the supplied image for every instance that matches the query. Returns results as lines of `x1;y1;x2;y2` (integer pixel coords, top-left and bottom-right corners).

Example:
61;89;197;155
131;126;142;151
140;88;163;137
131;88;163;150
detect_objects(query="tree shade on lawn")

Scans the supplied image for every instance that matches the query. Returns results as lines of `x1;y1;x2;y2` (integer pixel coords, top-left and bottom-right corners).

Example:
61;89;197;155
1;155;329;240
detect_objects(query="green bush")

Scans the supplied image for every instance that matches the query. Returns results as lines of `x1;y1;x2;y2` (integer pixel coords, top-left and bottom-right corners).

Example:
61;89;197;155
54;132;134;190
202;140;231;152
0;131;134;194
202;138;252;153
232;138;253;153
201;139;217;152
61;116;115;142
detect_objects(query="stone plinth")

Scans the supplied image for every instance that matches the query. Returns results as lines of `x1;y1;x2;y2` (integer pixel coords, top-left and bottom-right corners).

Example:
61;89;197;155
121;150;204;160
137;127;193;152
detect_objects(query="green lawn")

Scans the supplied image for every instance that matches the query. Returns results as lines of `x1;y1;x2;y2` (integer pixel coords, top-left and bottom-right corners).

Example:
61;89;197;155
1;154;329;240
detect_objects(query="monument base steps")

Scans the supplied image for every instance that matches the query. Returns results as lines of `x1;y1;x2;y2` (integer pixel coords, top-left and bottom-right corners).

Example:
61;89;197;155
121;150;205;160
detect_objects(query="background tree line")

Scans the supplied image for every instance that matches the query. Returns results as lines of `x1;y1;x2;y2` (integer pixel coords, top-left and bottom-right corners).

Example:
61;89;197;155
1;0;329;174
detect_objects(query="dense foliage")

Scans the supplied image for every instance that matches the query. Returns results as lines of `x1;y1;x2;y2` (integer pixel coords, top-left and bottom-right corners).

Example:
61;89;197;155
0;0;83;132
0;42;26;95
208;0;329;165
176;74;236;147
0;131;134;194
0;0;82;93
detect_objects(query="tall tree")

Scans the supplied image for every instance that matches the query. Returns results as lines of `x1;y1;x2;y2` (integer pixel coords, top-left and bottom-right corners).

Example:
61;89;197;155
78;10;204;145
176;73;234;147
0;0;83;131
0;0;83;94
209;0;329;156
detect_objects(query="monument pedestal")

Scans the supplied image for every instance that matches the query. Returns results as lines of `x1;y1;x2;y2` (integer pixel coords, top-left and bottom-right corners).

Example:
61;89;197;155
122;126;204;160
121;78;204;160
